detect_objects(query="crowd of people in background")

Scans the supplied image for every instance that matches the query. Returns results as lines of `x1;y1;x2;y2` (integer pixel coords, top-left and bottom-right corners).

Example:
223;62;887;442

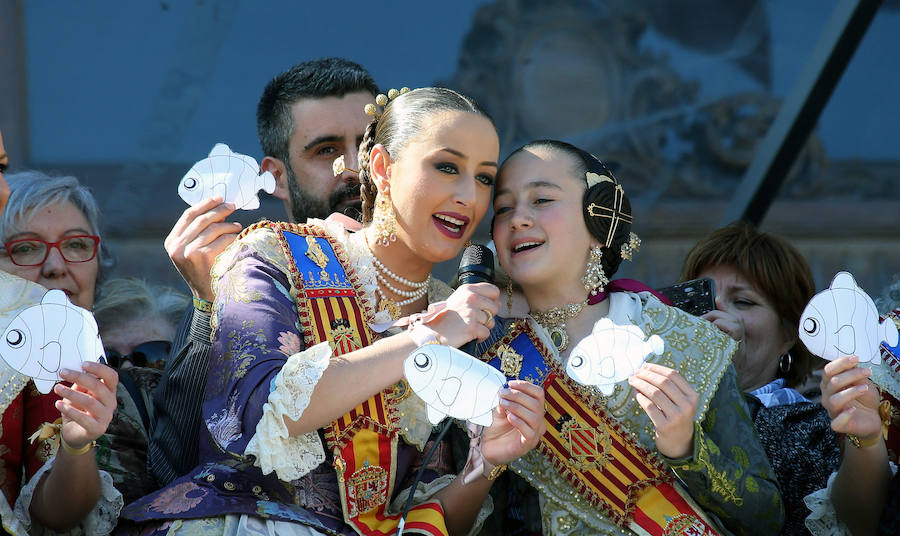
0;56;896;536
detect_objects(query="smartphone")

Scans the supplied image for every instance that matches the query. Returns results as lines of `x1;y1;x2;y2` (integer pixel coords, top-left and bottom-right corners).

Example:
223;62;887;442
656;278;716;316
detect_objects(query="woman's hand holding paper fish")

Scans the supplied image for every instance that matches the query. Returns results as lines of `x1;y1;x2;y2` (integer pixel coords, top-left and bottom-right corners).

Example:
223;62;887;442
54;361;118;450
820;354;881;440
433;283;500;347
480;380;546;469
628;363;698;459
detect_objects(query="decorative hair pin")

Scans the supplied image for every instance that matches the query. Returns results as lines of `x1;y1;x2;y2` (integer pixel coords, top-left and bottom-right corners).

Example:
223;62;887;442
585;172;615;188
620;232;641;261
332;155;359;177
585;171;632;248
364;87;412;119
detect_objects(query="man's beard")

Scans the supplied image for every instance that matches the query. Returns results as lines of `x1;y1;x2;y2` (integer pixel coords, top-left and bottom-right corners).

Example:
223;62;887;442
285;165;361;223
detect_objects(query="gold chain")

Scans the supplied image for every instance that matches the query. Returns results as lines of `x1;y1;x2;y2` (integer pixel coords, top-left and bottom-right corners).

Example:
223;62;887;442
531;299;588;328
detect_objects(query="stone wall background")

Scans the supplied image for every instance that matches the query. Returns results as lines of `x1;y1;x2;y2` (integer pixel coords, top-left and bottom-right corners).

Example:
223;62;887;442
1;0;898;301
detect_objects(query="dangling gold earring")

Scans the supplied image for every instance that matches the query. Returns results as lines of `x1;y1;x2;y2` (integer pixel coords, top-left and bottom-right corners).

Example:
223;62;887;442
373;191;397;247
581;246;609;295
506;279;514;315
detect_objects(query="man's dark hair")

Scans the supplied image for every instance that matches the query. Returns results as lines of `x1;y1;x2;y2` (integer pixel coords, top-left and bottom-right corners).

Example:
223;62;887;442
256;57;379;164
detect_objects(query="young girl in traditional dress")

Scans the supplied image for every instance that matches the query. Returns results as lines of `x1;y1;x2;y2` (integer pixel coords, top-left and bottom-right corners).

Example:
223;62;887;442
481;140;784;535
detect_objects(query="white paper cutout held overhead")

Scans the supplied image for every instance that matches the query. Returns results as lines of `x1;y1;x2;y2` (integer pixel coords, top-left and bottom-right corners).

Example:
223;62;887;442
799;271;898;364
0;289;105;394
404;344;505;427
566;317;664;395
179;143;276;210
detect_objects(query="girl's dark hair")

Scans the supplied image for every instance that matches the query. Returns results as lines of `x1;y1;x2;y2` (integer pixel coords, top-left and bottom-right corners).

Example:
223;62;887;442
501;140;633;281
356;87;494;223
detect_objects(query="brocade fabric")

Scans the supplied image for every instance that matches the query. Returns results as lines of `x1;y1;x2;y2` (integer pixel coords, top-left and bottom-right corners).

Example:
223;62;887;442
477;293;784;536
120;220;484;535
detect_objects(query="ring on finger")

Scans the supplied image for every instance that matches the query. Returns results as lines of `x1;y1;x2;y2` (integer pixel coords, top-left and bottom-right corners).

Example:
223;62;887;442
481;308;492;326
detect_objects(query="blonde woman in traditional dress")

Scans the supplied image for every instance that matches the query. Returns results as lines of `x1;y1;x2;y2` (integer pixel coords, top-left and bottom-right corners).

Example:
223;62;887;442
481;140;784;535
120;88;545;536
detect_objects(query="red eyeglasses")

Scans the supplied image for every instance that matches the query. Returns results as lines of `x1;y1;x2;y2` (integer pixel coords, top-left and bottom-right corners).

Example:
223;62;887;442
3;235;100;267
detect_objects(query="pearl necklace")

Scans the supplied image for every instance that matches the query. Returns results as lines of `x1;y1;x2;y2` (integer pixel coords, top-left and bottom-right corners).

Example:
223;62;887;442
372;256;430;289
531;299;588;352
369;250;430;319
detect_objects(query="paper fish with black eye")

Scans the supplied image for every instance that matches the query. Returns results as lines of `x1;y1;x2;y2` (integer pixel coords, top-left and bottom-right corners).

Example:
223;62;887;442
0;289;105;394
566;318;665;395
799;271;898;364
404;344;505;427
179;143;276;210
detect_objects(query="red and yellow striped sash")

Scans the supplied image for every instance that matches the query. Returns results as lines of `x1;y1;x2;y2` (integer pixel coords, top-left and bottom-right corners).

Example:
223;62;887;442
496;322;720;535
272;222;447;536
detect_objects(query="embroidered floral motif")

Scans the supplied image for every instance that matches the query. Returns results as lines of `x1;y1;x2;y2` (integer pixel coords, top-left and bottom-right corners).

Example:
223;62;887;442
149;481;208;514
676;425;743;506
277;331;302;356
207;392;243;450
223;320;269;384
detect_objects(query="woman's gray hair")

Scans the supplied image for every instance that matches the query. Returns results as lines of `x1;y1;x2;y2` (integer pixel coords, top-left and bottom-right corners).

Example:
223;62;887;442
93;278;190;333
1;171;114;280
876;276;900;315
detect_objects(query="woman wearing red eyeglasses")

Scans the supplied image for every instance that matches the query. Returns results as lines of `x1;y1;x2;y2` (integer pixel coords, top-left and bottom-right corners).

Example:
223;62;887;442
0;167;121;533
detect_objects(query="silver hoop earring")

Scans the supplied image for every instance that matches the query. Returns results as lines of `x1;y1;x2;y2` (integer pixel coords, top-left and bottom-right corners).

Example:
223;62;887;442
779;353;792;374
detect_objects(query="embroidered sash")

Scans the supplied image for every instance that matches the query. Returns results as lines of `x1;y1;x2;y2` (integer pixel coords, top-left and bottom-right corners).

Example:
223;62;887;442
272;222;447;536
481;320;721;536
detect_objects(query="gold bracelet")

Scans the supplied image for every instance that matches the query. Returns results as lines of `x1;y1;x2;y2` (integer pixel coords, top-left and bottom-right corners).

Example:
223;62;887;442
483;462;507;481
193;297;213;313
61;437;96;456
846;433;882;449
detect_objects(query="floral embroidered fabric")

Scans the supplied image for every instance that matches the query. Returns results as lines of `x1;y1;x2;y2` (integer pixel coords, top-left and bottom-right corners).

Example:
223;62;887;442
479;292;784;535
120;220;482;536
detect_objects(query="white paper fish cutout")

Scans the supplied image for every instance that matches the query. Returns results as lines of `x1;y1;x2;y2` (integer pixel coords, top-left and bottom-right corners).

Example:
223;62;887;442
799;271;898;364
404;344;505;427
566;318;665;395
0;289;105;394
179;143;276;210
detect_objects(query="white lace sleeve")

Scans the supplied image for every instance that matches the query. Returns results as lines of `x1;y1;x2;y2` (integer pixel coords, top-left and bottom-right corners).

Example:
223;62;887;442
388;474;493;536
805;462;898;536
13;458;123;535
245;341;332;482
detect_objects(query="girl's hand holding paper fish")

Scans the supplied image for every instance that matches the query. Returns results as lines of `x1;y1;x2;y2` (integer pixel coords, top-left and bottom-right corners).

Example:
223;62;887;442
54;361;118;451
480;380;546;470
820;354;881;441
628;363;698;459
433;283;500;347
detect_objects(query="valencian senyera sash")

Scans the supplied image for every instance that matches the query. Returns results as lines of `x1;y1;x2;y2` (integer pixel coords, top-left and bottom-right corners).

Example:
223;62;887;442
480;319;721;536
268;221;447;536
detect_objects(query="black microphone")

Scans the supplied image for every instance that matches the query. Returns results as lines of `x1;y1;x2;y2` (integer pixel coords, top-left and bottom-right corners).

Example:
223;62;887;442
457;243;494;286
397;245;495;535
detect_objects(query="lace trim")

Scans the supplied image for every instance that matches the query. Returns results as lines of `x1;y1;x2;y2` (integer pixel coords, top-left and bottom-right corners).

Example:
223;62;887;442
14;459;123;535
804;470;851;536
388;473;492;536
804;462;897;536
245;342;331;481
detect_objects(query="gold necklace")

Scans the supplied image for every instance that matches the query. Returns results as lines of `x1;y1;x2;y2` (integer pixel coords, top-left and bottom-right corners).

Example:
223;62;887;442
531;299;588;352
